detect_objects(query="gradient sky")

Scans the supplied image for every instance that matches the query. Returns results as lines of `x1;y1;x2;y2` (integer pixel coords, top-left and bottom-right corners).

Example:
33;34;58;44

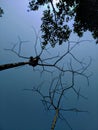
0;1;98;130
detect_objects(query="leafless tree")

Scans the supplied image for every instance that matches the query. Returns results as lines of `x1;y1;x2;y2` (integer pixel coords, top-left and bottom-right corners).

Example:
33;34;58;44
0;34;91;75
0;29;92;130
24;60;90;130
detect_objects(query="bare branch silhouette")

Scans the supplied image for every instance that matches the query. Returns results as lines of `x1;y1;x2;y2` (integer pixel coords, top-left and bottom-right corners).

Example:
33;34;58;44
0;31;91;130
24;63;90;130
0;34;91;73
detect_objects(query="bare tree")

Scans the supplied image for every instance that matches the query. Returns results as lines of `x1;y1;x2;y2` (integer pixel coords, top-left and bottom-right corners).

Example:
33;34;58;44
0;30;92;130
24;60;90;130
0;34;91;75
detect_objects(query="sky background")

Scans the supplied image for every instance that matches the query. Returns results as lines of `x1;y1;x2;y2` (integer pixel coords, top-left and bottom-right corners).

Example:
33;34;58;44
0;0;98;130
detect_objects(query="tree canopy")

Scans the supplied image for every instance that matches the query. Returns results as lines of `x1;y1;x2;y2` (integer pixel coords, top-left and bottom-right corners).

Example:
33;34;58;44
28;0;98;46
1;1;98;44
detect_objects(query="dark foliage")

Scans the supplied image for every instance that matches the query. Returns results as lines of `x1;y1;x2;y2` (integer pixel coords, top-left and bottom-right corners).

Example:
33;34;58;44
28;0;98;45
74;0;98;43
0;7;4;17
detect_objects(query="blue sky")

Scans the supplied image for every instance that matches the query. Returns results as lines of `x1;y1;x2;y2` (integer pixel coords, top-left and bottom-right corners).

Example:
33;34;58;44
0;1;98;130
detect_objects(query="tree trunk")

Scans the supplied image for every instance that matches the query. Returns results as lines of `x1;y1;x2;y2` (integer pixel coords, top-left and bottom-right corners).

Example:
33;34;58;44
0;61;29;71
51;109;59;130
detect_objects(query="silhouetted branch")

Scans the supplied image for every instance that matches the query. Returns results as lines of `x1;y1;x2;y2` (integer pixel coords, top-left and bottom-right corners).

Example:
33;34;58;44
24;63;89;130
0;36;91;73
0;62;29;71
0;34;91;130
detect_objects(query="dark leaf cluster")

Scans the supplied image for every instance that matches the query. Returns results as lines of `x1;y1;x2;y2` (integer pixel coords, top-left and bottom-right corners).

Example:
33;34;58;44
74;0;98;43
0;7;4;17
28;0;50;11
29;0;98;45
41;8;72;47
